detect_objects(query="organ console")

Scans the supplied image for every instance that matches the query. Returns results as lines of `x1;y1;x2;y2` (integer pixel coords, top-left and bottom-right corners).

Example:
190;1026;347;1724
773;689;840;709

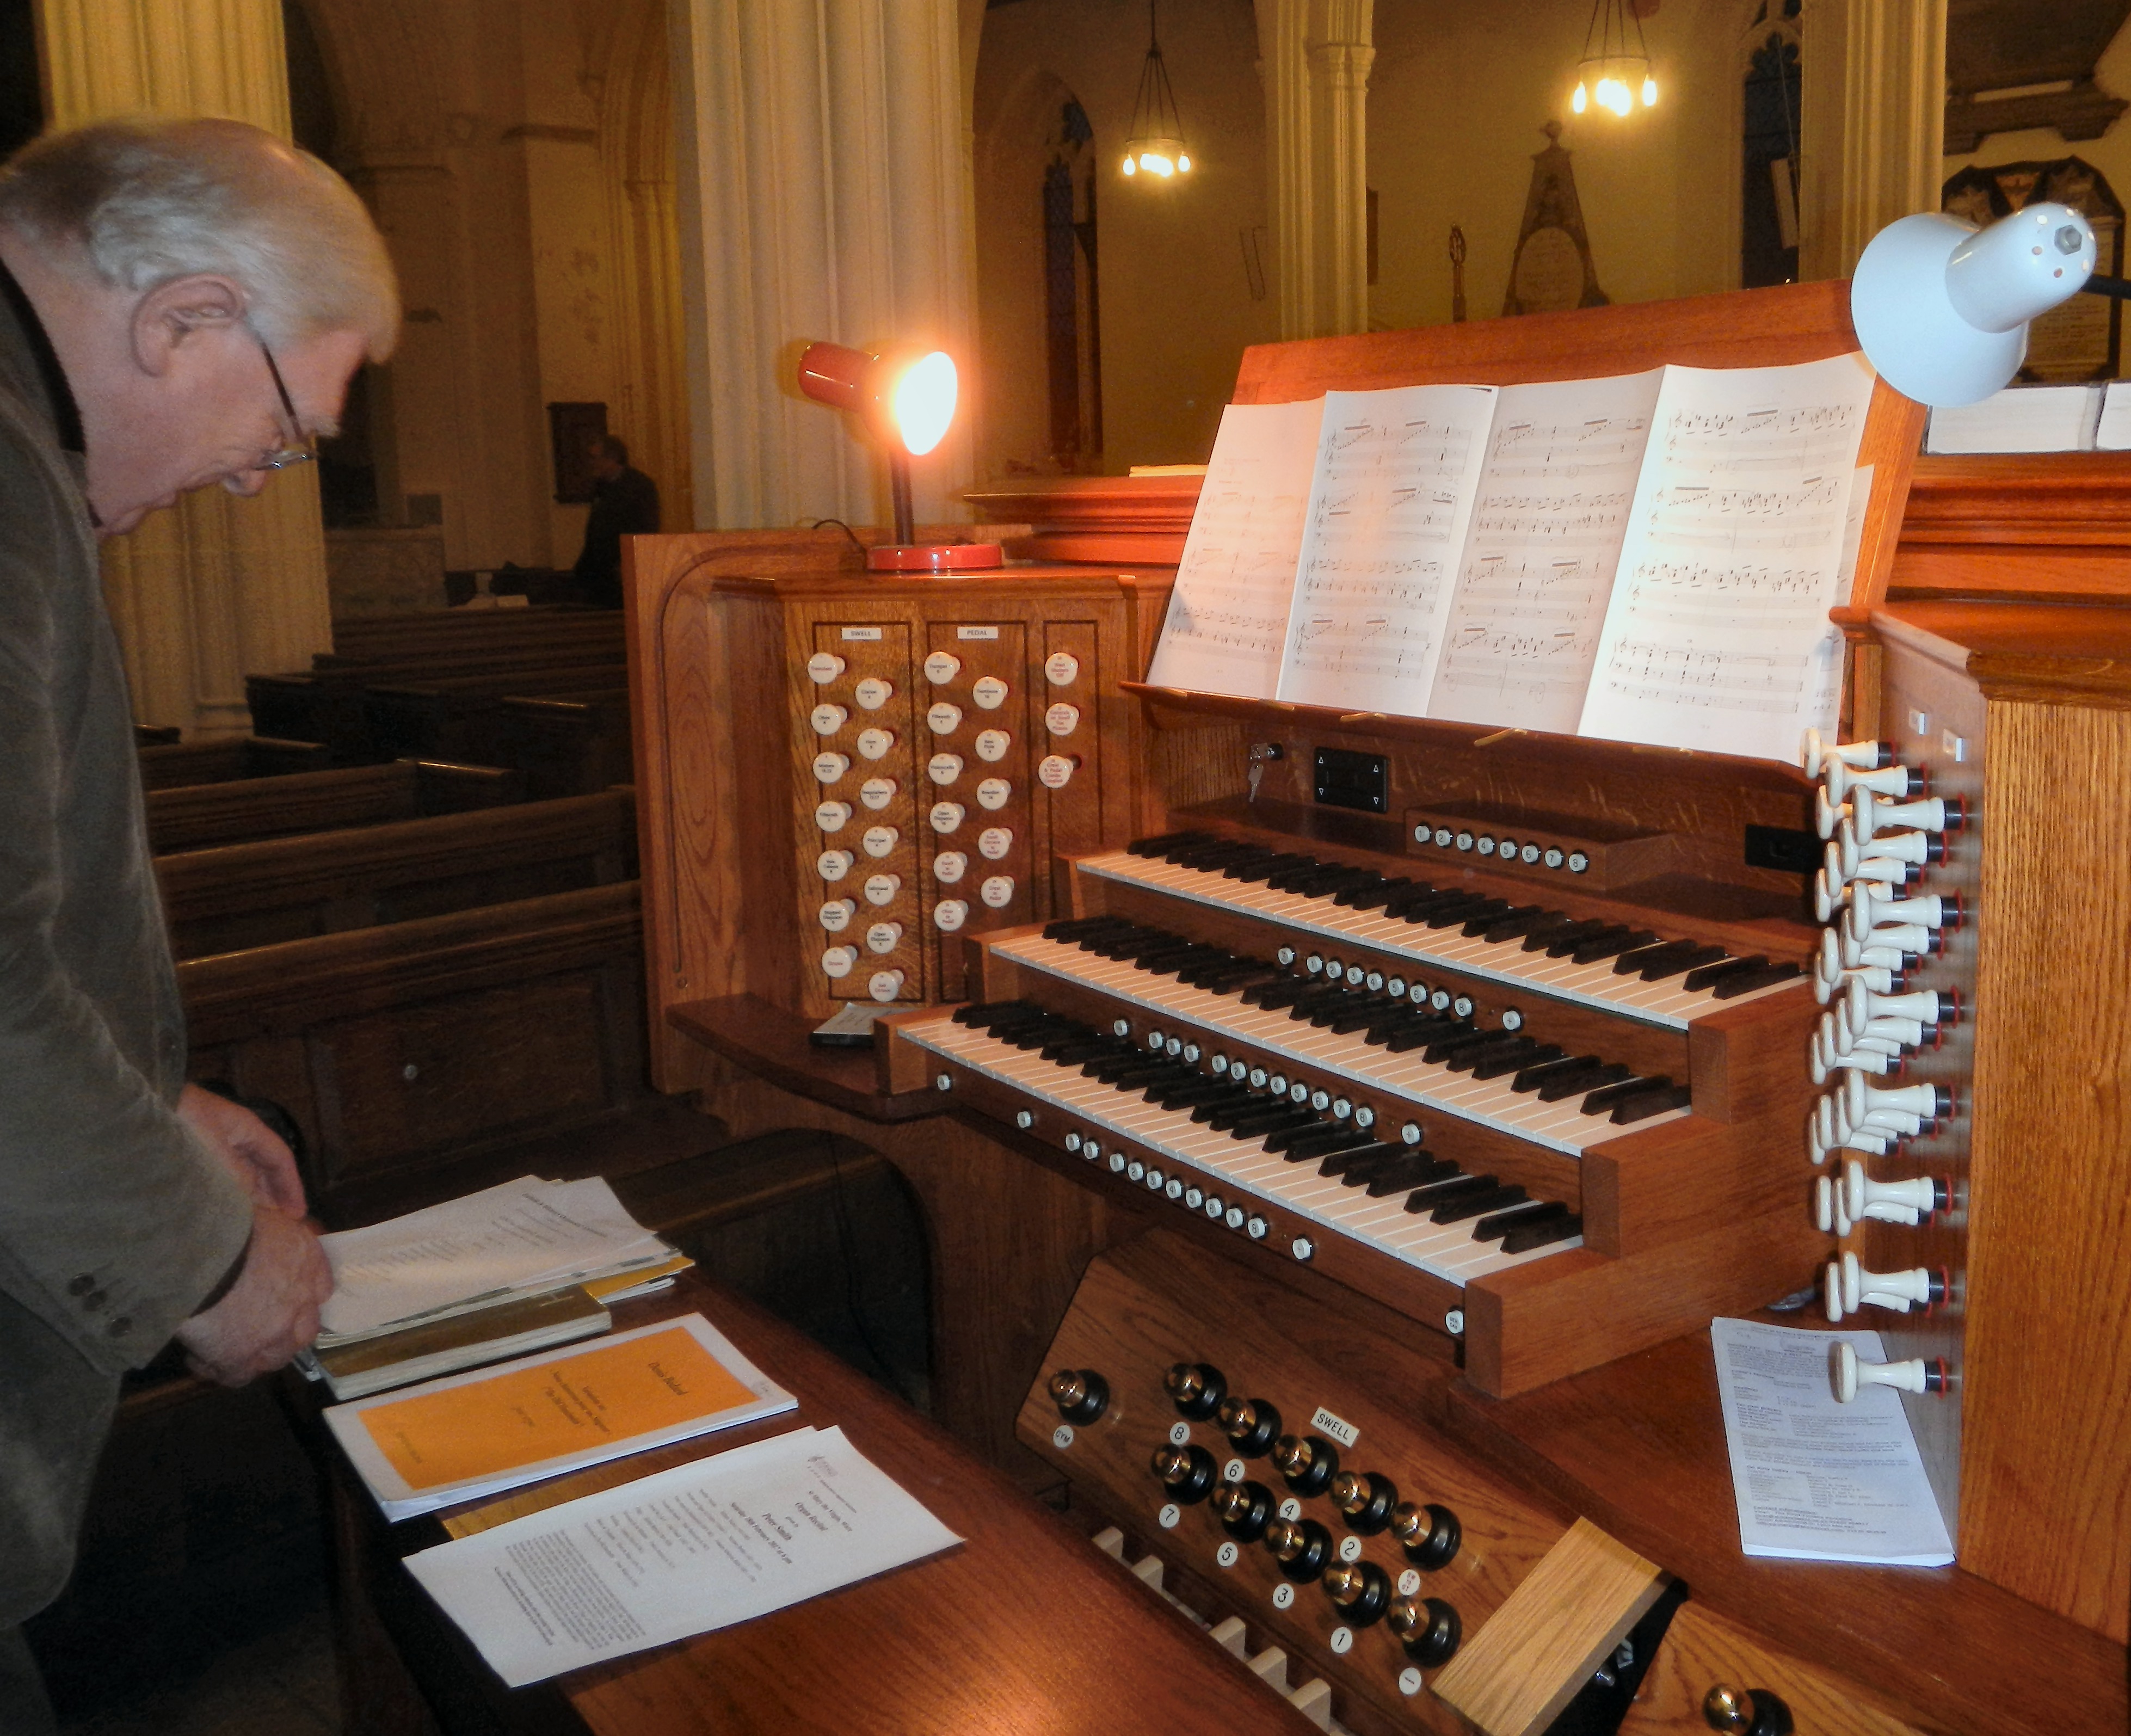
623;287;2131;1732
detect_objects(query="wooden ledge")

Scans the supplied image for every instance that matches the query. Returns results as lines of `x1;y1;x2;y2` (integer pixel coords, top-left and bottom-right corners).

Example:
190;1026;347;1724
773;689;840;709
667;994;945;1124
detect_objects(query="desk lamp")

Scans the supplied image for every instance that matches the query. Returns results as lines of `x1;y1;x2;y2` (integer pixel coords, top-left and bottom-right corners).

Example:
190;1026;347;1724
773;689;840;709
796;341;1002;572
1850;201;2131;407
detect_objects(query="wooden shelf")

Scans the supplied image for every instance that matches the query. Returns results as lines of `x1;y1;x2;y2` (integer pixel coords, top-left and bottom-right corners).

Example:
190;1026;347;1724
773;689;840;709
667;994;945;1124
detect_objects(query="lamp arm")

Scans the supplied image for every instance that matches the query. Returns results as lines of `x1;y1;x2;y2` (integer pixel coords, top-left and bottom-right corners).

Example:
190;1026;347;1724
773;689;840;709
2084;273;2131;300
889;450;915;548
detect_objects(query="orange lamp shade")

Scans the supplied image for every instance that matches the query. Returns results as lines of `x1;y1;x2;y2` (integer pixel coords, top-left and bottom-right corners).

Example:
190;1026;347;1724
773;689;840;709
797;341;960;457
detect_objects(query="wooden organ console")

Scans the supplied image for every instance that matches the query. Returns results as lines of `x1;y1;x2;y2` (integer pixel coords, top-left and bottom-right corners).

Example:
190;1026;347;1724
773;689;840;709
623;287;2131;1734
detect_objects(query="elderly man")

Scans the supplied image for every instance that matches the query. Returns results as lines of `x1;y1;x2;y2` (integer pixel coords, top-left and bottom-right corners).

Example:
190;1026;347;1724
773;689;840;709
571;432;660;608
0;118;398;1730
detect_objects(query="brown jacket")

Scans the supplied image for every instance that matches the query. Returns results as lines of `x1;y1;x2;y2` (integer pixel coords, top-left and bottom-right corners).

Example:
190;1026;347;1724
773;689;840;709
0;268;252;1625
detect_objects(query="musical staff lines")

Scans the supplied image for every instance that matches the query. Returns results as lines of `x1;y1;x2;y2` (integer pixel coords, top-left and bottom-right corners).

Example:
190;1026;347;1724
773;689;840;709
1276;384;1498;713
1428;370;1663;733
1576;353;1876;759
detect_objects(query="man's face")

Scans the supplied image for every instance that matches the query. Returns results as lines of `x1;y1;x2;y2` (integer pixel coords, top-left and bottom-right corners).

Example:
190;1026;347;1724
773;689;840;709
87;313;367;538
587;444;623;482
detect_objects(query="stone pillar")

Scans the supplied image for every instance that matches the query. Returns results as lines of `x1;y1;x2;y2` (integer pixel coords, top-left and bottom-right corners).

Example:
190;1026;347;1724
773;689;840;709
668;0;976;532
1254;0;1373;340
38;0;336;735
1799;0;1948;281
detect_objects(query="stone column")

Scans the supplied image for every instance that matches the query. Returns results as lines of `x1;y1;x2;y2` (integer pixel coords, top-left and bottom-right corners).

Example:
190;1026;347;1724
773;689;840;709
1254;0;1373;340
1798;0;1948;281
38;0;336;735
668;0;976;532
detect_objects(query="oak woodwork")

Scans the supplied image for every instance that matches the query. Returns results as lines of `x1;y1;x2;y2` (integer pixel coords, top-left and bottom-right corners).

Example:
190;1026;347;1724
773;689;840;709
1430;1518;1665;1736
1891;453;2131;605
1616;1602;1923;1735
135;734;334;789
963;473;1200;567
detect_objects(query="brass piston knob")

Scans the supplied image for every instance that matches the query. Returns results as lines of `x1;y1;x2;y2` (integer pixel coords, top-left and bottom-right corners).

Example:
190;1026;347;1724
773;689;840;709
1270;1432;1338;1497
1386;1595;1462;1667
1215;1395;1282;1456
1263;1516;1334;1583
1149;1442;1218;1504
1321;1560;1391;1627
1208;1479;1274;1542
1047;1367;1110;1424
1388;1500;1462;1569
1702;1685;1794;1736
1162;1360;1227;1420
1328;1468;1399;1535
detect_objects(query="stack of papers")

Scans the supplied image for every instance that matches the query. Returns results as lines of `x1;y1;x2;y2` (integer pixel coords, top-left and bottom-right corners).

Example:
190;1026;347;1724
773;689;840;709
302;1176;690;1401
1710;1318;1954;1567
316;1175;682;1346
405;1423;962;1685
327;1313;797;1520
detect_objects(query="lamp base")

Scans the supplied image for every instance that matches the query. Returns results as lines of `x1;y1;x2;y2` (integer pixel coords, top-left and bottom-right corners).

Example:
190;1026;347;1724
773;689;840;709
865;542;1006;574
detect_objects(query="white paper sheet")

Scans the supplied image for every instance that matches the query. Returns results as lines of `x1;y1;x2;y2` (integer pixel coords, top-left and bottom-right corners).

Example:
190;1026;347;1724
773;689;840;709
1577;353;1876;760
2097;379;2131;450
1276;384;1500;715
1145;398;1324;700
1427;370;1664;732
1926;383;2101;453
405;1424;963;1686
1709;1318;1954;1567
319;1177;669;1340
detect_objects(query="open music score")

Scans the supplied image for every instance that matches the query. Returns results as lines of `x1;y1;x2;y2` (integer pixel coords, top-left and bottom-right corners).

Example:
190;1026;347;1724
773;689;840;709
1277;384;1495;714
1145;352;1877;763
1579;354;1876;759
1431;371;1662;735
1145;398;1322;700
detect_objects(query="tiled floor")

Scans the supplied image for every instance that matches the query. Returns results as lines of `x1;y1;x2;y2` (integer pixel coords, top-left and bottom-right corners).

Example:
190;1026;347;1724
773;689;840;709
57;1589;340;1736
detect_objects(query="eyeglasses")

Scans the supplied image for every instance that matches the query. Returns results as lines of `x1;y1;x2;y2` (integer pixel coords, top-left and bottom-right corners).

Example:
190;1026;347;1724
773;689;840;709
255;337;317;471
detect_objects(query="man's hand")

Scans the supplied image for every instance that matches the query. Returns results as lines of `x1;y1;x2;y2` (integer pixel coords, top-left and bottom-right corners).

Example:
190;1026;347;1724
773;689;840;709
173;1207;334;1386
177;1082;307;1216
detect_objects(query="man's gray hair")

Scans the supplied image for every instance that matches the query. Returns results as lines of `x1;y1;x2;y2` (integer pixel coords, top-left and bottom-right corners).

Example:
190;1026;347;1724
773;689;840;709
0;116;398;359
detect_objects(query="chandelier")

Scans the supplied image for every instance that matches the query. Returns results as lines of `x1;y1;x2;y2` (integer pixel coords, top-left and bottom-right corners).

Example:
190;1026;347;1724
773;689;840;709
1572;0;1659;118
1122;1;1191;179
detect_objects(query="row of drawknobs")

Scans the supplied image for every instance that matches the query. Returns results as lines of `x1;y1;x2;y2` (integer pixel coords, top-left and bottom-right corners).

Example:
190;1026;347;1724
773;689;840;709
1802;731;1960;1404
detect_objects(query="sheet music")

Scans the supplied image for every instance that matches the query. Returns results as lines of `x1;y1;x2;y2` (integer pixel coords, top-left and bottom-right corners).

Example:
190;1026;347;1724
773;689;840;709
1426;371;1663;732
1576;353;1876;760
1274;384;1499;715
1144;399;1324;700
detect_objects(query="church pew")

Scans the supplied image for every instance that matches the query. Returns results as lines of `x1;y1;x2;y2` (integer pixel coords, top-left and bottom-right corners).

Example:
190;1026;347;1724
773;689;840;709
357;663;627;763
136;735;335;790
144;758;525;854
247;650;624;759
326;604;622;666
155;788;636;960
489;687;633;798
133;723;182;747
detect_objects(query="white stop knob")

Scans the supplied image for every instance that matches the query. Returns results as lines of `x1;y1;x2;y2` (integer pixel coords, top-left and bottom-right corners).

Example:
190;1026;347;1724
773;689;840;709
1832;1250;1941;1316
1800;729;1889;779
855;727;896;760
861;825;899;858
1844;1074;1951;1128
1831;1341;1943;1403
815;799;852;833
1853;789;1950;840
816;849;854;882
1844;982;1947;1041
853;676;894;710
859;776;897;809
818;898;855;933
813;751;850;784
934;851;967;884
810;703;848;735
971;675;1009;709
976;776;1012;810
806;651;847;685
867;968;906;1002
865;921;903;955
821;944;857;979
923;650;962;684
977;826;1014;860
1839;818;1942;878
863;872;901;906
980;875;1015;908
927;701;963;735
929;802;965;834
1843;1159;1945;1224
1826;758;1921;804
933;899;968;932
928;753;963;785
974;728;1012;762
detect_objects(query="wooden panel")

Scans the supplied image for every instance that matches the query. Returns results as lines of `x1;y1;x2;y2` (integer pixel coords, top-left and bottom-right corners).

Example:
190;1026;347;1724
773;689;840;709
1431;1518;1664;1736
1619;1602;1923;1735
1960;695;2131;1640
147;762;421;852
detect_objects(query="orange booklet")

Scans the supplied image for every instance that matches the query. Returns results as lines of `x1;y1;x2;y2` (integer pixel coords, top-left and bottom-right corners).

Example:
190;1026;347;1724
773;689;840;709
325;1314;797;1519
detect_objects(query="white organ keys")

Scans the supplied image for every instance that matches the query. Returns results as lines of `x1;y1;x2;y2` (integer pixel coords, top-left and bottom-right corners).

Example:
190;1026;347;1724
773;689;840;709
902;1012;1576;1286
988;932;1673;1155
1079;849;1793;1031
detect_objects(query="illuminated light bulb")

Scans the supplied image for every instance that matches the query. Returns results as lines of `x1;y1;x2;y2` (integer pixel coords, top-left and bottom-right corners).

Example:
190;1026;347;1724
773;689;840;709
890;351;958;458
1122;155;1136;176
1572;81;1588;113
1178;153;1191;171
1642;75;1658;106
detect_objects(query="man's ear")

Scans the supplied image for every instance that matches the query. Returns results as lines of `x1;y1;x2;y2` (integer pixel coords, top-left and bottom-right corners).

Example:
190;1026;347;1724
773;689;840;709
131;274;247;377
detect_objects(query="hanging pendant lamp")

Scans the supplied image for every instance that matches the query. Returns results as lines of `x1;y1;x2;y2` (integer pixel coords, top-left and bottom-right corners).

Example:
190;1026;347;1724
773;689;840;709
1122;0;1191;180
1572;0;1659;118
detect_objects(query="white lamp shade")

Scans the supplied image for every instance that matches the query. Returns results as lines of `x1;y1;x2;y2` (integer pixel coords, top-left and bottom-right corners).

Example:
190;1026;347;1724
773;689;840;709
1851;205;2097;408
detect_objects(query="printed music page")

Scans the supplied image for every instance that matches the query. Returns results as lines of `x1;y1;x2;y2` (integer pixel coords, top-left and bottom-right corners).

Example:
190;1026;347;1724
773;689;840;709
1575;352;1876;760
1427;370;1664;732
405;1425;963;1686
327;1313;797;1519
1145;397;1325;700
1275;383;1500;716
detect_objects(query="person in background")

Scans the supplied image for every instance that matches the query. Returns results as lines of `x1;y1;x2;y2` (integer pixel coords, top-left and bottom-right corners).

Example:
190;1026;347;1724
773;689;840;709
0;116;398;1734
571;432;660;609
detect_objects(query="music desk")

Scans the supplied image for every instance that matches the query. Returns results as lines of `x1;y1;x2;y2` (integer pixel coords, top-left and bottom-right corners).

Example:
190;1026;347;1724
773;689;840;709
313;1271;1311;1735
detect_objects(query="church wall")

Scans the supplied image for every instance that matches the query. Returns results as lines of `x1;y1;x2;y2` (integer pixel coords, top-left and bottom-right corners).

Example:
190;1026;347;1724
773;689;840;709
973;0;1277;475
1368;0;1740;334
